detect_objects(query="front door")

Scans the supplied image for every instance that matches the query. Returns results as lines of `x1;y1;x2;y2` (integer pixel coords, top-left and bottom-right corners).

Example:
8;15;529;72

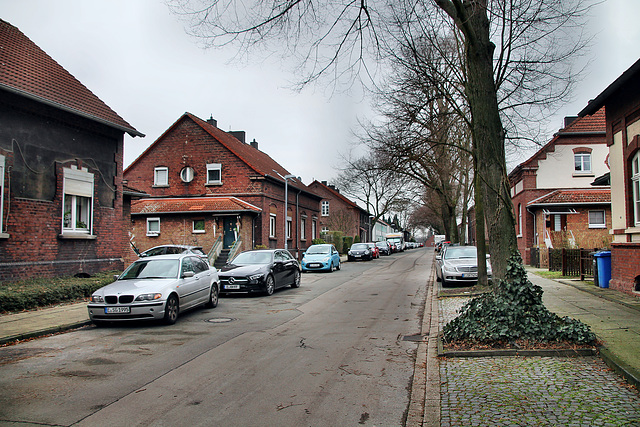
223;217;236;249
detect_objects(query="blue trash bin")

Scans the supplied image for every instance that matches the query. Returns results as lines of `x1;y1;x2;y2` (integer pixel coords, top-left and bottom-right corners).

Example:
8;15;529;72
594;251;611;288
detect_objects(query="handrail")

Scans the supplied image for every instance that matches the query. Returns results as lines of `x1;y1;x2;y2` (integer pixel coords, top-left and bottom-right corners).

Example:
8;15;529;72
208;236;222;264
228;238;243;261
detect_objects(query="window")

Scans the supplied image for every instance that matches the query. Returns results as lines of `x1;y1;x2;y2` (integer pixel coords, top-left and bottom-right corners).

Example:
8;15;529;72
62;167;94;234
312;220;317;240
286;215;292;239
632;151;640;226
193;219;205;233
147;217;160;236
180;167;194;183
321;200;329;216
518;203;522;236
154;167;169;186
206;163;222;185
0;154;5;237
588;210;606;229
269;214;277;238
300;216;307;240
554;215;562;231
321;226;329;235
574;152;591;173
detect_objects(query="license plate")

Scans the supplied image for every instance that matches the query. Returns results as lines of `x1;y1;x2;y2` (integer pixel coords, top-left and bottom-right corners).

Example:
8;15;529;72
462;273;477;279
225;284;240;290
354;255;361;258
105;306;130;314
309;263;322;268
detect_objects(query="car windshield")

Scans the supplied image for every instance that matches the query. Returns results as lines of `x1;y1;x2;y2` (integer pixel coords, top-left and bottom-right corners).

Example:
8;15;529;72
376;242;387;247
351;243;369;250
120;259;180;279
444;247;477;260
306;246;330;255
232;251;273;265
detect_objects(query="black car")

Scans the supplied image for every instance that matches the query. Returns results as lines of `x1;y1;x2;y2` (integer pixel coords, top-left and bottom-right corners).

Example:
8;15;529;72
348;243;373;261
375;241;391;256
218;249;301;296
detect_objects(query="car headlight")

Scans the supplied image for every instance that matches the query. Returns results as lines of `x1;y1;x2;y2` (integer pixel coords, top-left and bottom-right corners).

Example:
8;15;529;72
135;293;162;301
91;295;104;303
443;266;458;273
248;273;264;282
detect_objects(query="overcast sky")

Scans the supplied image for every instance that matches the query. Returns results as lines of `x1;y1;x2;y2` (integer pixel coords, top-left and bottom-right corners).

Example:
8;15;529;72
3;0;640;183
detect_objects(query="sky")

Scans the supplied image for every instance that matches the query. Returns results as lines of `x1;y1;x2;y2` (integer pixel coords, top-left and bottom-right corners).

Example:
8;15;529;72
2;0;640;183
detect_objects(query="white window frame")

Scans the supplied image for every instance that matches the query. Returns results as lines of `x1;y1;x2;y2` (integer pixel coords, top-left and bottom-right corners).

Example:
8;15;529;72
0;154;4;236
180;167;194;183
62;166;94;235
300;216;307;240
321;226;329;235
321;200;329;216
147;217;160;236
286;215;292;239
206;163;222;185
588;210;606;229
154;167;169;186
518;203;522;237
193;219;205;233
312;220;317;240
269;214;277;238
632;151;640;226
574;152;591;173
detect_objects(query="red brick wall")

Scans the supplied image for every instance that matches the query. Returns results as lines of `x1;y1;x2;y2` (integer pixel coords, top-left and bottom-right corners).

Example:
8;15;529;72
610;243;640;297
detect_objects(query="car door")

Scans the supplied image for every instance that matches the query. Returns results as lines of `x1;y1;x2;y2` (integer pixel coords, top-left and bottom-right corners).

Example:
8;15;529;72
178;257;206;309
279;250;297;285
191;257;212;304
272;251;287;287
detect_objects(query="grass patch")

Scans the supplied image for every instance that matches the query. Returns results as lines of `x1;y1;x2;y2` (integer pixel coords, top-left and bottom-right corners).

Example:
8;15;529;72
0;271;119;314
531;270;576;280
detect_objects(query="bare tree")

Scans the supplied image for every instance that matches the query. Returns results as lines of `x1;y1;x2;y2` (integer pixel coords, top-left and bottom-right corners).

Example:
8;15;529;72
169;0;593;282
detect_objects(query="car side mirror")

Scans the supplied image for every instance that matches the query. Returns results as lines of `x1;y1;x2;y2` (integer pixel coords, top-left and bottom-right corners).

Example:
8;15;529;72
435;254;442;260
114;274;120;281
183;271;195;278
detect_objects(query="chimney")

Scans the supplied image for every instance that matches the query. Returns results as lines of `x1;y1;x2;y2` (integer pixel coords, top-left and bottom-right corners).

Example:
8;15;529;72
563;116;578;128
321;181;328;185
250;139;259;150
207;115;217;127
229;131;246;143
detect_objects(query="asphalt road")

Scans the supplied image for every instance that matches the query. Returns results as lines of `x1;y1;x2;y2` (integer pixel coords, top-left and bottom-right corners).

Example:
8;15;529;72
0;248;432;426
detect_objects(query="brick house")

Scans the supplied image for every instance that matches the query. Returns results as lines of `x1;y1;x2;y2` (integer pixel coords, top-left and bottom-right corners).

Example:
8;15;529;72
579;58;640;296
508;108;611;265
307;180;372;242
123;113;322;264
0;20;142;280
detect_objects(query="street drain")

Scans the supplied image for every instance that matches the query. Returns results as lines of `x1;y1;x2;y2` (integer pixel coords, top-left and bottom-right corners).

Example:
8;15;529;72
207;317;235;323
402;334;428;342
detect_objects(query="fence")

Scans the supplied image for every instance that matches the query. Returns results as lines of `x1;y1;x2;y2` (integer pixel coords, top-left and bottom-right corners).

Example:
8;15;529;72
547;248;594;279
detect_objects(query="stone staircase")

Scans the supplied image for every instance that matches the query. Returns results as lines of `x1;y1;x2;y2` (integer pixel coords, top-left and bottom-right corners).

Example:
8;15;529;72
214;249;231;270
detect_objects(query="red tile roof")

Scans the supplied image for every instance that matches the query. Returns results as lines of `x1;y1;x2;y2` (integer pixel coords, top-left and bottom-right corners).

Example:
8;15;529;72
131;197;262;215
527;189;610;206
562;107;606;133
0;19;142;137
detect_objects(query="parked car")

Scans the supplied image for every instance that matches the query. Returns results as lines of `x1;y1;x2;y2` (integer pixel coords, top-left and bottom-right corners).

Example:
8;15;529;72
376;241;391;256
435;245;492;287
301;244;341;272
348;243;373;261
87;254;219;325
218;249;301;296
140;244;209;264
366;242;380;259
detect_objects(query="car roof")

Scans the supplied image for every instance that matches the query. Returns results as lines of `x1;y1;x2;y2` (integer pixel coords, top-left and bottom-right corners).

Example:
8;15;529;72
145;244;203;250
133;253;201;261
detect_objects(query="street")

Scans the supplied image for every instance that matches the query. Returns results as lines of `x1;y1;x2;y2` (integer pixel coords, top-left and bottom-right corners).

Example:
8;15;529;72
0;249;432;426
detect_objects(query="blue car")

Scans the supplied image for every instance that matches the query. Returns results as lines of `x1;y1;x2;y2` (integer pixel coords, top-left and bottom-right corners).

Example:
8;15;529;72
301;244;341;272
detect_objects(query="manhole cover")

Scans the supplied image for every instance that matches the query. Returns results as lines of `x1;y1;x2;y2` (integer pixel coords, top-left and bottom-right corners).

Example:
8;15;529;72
402;334;428;342
207;317;235;323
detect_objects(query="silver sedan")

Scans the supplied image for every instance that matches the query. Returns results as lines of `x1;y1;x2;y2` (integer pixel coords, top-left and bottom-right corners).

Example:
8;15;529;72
435;245;492;287
88;254;219;325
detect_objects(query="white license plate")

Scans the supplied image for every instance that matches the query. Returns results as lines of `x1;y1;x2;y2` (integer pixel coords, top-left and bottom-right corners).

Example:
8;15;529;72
461;273;477;279
105;306;130;314
354;255;361;258
225;284;240;290
309;263;322;268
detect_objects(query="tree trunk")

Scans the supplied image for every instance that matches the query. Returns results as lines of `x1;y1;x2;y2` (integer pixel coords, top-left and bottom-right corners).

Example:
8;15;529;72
473;154;488;287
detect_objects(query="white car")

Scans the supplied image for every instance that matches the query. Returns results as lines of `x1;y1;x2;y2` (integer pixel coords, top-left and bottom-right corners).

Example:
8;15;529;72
88;254;219;325
435;245;492;287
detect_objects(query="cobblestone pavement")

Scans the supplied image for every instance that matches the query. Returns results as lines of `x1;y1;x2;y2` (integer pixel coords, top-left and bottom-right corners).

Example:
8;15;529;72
439;298;640;427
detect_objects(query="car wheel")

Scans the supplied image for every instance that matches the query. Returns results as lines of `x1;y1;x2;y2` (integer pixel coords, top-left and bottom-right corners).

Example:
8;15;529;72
336;260;341;270
205;283;219;308
291;270;301;288
163;294;179;325
264;274;275;296
441;276;449;288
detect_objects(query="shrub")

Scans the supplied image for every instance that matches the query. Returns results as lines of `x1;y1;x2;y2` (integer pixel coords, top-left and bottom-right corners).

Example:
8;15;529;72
354;235;361;243
312;238;326;245
443;253;596;345
0;271;119;313
343;236;353;254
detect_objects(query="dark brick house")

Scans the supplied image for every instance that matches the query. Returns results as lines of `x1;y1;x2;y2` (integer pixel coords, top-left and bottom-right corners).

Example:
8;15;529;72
0;20;142;280
579;58;640;296
508;108;611;266
307;180;372;242
123;113;322;264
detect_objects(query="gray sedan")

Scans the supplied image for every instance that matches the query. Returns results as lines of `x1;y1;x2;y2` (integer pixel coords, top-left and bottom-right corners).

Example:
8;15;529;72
435;245;492;287
88;254;219;325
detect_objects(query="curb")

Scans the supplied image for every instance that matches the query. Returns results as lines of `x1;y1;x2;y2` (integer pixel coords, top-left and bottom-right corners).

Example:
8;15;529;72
0;320;92;346
598;346;640;389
